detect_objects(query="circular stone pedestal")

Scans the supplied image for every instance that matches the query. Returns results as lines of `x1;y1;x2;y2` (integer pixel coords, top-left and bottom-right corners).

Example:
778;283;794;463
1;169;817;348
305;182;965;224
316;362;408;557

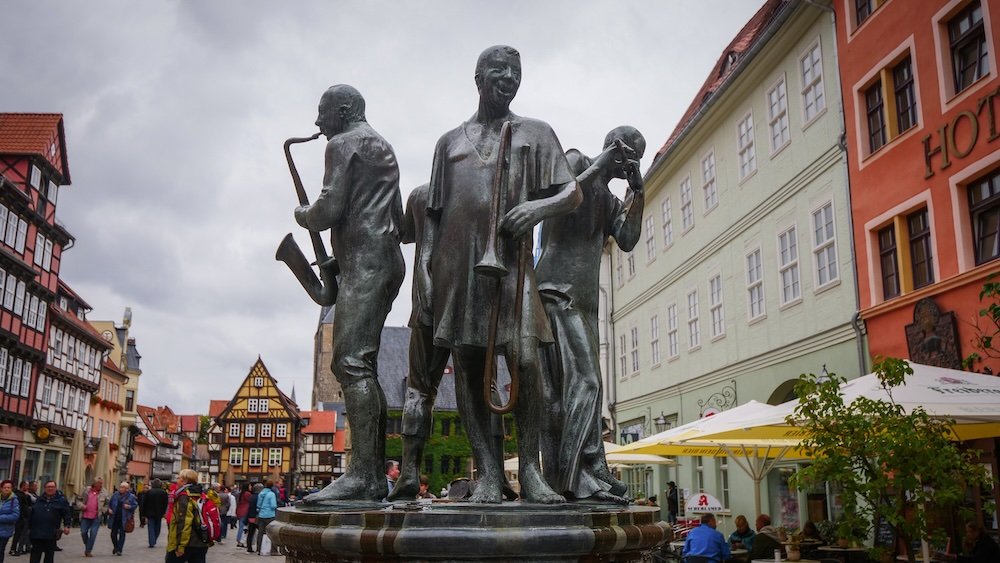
267;501;671;562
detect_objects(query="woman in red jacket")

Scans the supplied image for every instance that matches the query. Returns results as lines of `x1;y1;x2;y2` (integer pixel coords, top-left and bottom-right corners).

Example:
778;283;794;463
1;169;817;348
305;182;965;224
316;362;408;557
234;484;251;548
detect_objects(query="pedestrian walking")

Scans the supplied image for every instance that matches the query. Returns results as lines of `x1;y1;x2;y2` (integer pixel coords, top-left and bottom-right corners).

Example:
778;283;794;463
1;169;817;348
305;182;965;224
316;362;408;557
139;479;168;548
234;483;251;547
255;480;277;556
0;480;21;563
10;482;29;557
75;479;109;557
27;481;70;563
244;484;261;553
215;486;230;544
166;470;211;563
107;482;136;556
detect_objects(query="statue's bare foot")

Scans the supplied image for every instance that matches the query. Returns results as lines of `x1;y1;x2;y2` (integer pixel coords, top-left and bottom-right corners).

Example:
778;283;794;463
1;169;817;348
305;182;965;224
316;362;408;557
387;473;419;501
301;473;386;504
467;478;503;504
589;490;629;505
519;466;565;504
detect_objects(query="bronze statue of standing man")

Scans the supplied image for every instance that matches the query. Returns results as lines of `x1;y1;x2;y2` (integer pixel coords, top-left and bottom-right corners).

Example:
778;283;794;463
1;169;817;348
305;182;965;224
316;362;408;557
296;84;405;503
416;45;581;503
537;126;646;503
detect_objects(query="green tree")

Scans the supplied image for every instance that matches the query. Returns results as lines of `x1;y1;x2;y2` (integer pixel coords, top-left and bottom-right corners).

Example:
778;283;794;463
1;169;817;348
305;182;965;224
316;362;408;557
197;415;211;445
789;358;985;563
963;276;1000;370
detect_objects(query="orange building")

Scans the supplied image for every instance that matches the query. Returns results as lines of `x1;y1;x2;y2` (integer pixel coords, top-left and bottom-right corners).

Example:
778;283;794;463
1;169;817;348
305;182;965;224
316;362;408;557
836;0;1000;371
835;0;1000;528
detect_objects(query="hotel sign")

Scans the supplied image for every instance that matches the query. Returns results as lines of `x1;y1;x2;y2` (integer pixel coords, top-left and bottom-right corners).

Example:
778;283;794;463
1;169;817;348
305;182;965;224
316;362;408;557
923;85;1000;178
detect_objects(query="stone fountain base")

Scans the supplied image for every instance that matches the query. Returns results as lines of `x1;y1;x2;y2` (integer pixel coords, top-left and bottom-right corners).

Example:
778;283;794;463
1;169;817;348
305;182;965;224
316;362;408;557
266;501;671;562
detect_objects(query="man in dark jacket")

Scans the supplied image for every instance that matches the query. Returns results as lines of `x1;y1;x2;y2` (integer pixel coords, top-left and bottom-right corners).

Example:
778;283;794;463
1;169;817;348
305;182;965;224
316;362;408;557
10;483;31;556
139;479;168;548
28;481;70;563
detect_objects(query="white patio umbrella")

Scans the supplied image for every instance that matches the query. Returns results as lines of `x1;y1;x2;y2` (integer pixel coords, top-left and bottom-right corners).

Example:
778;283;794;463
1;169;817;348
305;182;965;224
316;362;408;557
502;442;675;471
62;429;87;500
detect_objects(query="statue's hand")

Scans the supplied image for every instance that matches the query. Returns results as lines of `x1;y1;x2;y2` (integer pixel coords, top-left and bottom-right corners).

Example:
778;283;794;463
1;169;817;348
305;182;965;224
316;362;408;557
415;263;433;322
625;159;644;193
500;201;542;239
594;142;634;173
294;206;309;229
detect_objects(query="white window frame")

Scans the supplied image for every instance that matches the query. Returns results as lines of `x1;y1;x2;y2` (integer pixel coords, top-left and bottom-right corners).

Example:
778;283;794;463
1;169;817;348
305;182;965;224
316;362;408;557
649;314;661;366
709;274;725;339
247;398;258;413
29;165;41;189
627;251;636;279
812;201;840;289
253;376;264;387
268;447;282;466
800;39;826;125
778;226;802;306
615;249;624;287
4;214;17;248
245;423;255;438
680;178;695;232
248;448;263;466
666;303;679;359
33;233;44;266
229;448;243;466
645;216;656;263
259;398;269;414
228;423;240;438
42;239;52;271
701;151;718;212
14;281;25;316
737;112;757;180
767;74;791;153
618;333;627;378
261;423;272;438
629;325;640;374
687;290;701;349
746;248;766;321
661;198;674;248
275;423;288;438
14;219;26;254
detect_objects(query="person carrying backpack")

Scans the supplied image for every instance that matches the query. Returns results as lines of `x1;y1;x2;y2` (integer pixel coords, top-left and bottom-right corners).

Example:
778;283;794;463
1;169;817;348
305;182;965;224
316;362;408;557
166;470;210;563
201;489;221;545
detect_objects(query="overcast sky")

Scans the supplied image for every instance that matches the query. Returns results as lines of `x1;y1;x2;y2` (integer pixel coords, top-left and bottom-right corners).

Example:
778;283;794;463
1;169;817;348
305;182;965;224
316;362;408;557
2;1;764;413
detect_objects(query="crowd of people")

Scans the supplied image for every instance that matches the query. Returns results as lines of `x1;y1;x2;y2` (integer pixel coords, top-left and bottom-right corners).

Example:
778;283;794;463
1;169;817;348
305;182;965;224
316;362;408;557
677;510;1000;563
0;470;304;563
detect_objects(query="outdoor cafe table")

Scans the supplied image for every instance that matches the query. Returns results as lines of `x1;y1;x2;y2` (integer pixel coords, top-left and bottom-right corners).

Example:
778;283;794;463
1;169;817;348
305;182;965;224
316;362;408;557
816;545;868;562
751;559;820;563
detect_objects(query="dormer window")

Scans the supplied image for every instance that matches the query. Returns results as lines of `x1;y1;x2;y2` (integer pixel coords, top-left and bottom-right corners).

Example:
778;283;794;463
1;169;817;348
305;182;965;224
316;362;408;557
254;376;264;388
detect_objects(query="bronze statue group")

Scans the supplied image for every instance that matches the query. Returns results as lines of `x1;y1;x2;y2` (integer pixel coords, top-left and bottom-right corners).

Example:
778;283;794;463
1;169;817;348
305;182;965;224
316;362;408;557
289;45;645;505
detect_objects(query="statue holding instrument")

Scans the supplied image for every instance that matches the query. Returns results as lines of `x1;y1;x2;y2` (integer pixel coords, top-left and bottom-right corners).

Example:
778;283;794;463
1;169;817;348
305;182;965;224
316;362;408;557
277;84;404;503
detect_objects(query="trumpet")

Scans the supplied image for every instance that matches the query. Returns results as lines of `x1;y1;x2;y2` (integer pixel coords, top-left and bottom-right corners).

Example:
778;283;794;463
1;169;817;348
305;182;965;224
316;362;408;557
478;121;530;415
275;133;340;306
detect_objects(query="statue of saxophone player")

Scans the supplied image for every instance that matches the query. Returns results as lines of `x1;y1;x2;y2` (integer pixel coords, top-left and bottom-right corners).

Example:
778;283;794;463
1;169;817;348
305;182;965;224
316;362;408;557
415;45;581;504
295;84;405;503
537;126;646;504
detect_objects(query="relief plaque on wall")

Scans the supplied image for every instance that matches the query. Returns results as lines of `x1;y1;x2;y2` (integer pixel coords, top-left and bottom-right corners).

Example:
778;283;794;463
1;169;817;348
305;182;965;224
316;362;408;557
905;297;962;369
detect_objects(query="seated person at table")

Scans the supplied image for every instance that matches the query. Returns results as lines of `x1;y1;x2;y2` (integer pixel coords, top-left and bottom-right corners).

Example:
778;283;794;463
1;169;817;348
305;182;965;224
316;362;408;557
939;522;1000;563
800;520;823;542
683;513;731;563
748;514;784;561
729;514;755;551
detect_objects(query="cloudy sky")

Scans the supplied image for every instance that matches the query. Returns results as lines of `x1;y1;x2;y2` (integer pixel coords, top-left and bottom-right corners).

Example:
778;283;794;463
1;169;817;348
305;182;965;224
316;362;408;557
2;1;764;413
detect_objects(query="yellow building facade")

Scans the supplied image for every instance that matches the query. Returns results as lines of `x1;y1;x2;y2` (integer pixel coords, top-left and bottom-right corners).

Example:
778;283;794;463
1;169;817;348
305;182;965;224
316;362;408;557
215;358;301;484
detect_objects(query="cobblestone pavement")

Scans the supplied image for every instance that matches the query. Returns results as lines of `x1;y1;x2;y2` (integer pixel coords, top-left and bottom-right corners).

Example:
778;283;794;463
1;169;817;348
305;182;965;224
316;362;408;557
27;523;278;563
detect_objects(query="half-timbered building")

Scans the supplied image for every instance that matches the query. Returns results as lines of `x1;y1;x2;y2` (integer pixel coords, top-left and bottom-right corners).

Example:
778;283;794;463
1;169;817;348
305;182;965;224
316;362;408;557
214;358;301;485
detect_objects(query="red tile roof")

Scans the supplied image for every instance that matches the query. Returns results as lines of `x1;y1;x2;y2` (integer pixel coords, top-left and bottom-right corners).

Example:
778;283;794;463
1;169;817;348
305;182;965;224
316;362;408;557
300;410;336;434
0;113;71;183
651;0;787;167
209;400;228;418
102;358;129;380
179;415;199;433
133;435;155;447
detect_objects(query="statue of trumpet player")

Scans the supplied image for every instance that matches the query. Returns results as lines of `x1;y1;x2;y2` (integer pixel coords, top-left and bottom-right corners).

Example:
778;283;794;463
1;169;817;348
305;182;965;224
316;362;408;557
295;84;405;503
415;45;581;503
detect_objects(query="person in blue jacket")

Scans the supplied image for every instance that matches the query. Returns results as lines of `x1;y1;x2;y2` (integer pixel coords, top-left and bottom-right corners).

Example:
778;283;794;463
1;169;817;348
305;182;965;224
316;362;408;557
107;482;137;556
27;481;70;563
254;480;277;556
0;480;20;563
